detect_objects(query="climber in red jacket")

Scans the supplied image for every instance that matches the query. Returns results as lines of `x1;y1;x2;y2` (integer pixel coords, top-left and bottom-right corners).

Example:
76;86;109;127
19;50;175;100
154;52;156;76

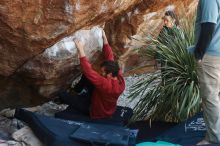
59;30;125;119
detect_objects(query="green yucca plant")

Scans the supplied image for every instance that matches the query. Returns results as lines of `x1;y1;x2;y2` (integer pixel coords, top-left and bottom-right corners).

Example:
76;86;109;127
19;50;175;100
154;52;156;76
129;16;201;122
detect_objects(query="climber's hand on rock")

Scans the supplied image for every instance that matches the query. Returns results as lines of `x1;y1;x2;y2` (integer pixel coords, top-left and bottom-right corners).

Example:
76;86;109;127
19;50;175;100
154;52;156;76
74;39;86;57
74;39;83;50
102;30;108;45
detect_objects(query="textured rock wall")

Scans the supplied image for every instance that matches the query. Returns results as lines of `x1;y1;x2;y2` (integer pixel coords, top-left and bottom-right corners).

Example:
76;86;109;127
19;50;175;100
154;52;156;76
0;0;141;76
104;0;198;72
18;27;104;97
0;0;198;99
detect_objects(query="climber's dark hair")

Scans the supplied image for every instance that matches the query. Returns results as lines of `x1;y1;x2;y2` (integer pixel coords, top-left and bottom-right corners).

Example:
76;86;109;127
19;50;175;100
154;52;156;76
100;60;120;77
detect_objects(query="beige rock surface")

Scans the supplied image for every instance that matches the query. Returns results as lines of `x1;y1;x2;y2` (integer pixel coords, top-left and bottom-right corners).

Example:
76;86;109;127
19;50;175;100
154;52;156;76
12;127;44;146
0;0;141;76
0;0;198;99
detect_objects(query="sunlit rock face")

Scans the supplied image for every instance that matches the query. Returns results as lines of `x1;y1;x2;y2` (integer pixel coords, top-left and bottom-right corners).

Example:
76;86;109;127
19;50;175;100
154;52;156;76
0;0;198;100
0;0;141;98
0;0;141;76
104;0;198;73
17;27;103;97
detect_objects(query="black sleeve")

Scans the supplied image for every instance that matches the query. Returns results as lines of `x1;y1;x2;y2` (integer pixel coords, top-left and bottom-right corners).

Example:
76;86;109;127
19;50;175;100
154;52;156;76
194;22;216;60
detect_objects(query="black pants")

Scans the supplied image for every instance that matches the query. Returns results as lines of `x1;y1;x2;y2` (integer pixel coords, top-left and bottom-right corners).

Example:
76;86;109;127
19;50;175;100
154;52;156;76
59;75;94;115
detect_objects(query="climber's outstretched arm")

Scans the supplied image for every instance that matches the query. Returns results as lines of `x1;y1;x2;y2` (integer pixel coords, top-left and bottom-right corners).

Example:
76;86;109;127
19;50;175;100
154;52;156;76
74;39;86;58
102;30;114;61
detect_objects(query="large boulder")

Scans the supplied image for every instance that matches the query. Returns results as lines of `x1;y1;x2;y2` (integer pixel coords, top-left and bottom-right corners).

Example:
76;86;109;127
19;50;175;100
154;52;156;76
0;0;198;101
0;0;141;76
104;0;198;73
17;27;103;97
